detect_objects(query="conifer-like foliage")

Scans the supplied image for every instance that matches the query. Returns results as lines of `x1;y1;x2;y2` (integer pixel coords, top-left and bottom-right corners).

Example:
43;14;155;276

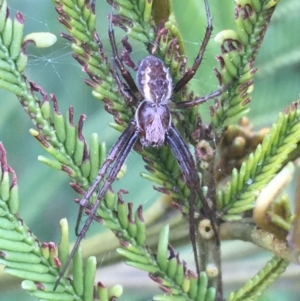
0;0;299;300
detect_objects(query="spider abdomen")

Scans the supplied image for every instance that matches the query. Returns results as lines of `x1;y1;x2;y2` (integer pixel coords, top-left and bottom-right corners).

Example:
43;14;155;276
136;101;171;147
136;55;173;104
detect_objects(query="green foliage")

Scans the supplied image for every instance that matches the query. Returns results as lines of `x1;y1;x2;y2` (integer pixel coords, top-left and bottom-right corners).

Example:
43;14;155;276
0;144;121;300
226;256;289;301
0;0;299;300
219;105;300;220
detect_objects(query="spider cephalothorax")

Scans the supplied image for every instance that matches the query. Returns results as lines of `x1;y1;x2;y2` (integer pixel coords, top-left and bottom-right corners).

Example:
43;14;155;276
55;0;228;289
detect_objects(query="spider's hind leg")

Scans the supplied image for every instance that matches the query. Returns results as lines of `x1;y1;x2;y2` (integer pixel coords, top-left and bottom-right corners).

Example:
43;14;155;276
54;121;139;290
166;123;219;275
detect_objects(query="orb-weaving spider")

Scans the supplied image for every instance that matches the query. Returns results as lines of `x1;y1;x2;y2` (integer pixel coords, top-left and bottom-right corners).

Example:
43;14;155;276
55;0;228;289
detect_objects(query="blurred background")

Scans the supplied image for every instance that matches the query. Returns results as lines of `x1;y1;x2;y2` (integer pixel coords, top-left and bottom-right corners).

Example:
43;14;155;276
0;0;299;300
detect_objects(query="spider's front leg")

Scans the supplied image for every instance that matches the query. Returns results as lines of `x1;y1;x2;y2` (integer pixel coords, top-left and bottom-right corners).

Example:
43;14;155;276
93;32;137;108
108;13;141;101
170;0;233;110
172;0;213;95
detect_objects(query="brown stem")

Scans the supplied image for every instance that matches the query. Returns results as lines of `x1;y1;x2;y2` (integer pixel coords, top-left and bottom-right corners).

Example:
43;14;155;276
220;221;299;264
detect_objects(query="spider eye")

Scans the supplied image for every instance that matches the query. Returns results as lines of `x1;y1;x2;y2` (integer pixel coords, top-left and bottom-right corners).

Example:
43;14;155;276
136;55;173;104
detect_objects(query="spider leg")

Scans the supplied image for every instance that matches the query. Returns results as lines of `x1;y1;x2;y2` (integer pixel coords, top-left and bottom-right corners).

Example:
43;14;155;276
93;26;138;107
166;123;218;274
172;0;212;94
108;13;141;99
150;20;167;55
121;36;138;71
93;31;108;64
112;62;138;107
175;82;232;109
54;121;139;290
93;31;136;108
74;120;137;235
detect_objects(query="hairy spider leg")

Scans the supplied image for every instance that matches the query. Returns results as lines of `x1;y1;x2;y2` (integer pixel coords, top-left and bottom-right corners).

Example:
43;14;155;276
175;83;231;109
74;120;137;235
93;32;108;64
108;14;141;100
173;0;212;94
93;32;137;107
74;33;136;235
55;12;143;289
54;122;139;290
166;123;218;274
149;20;167;55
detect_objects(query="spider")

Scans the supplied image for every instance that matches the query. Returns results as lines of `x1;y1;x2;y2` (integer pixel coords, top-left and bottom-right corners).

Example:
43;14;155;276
54;0;228;289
